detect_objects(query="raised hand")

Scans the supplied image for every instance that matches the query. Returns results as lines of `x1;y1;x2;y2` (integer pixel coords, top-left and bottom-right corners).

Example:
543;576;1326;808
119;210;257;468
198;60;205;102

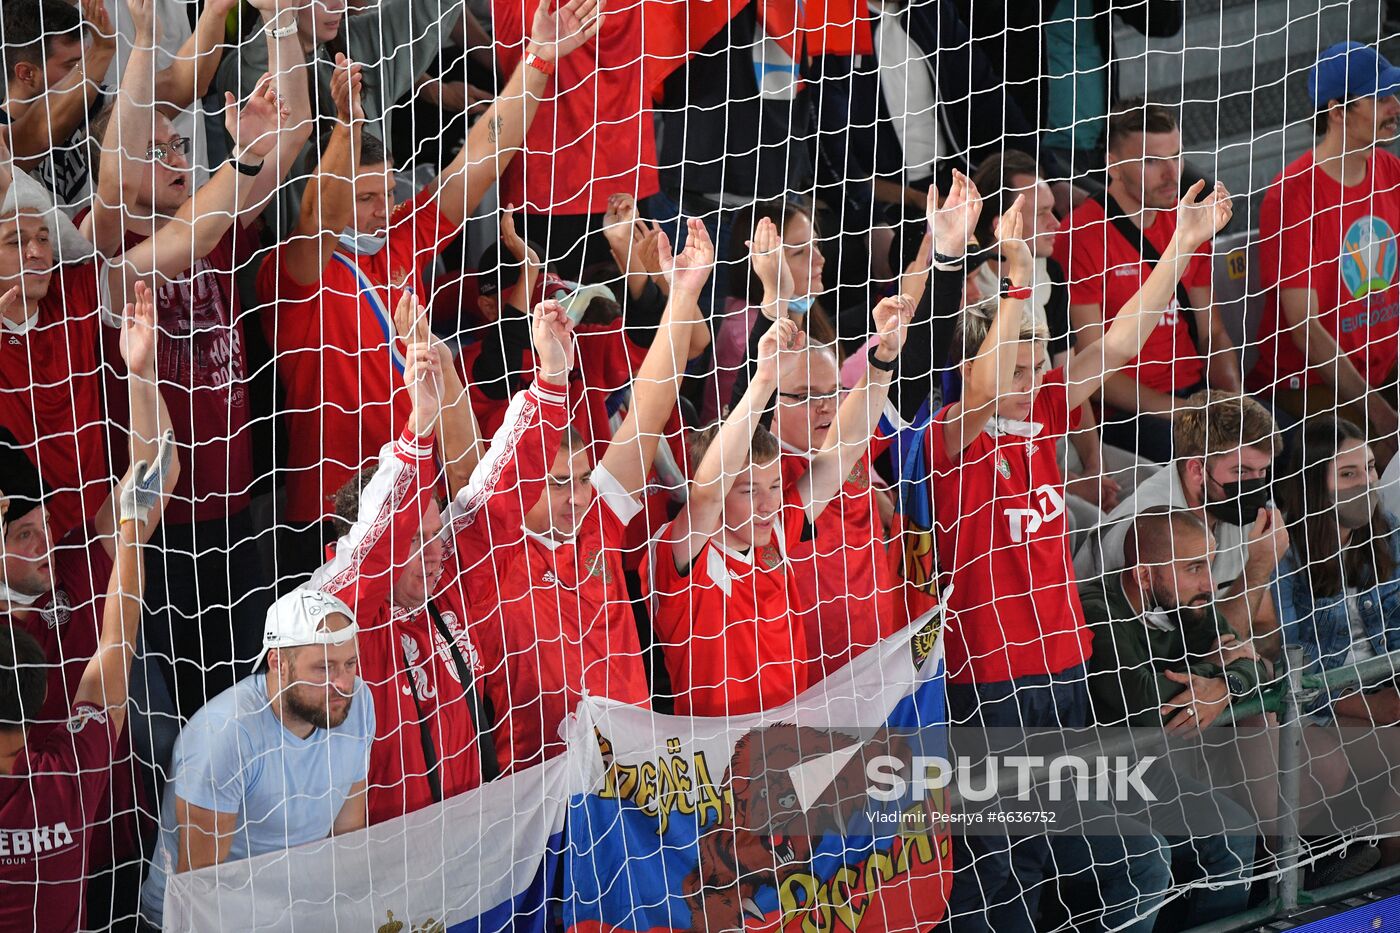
500;204;539;267
529;0;603;62
602;193;637;248
872;293;915;363
118;430;175;526
125;0;156;43
330;53;364;124
996;194;1032;288
1176;180;1233;249
532;299;576;383
930;169;982;259
119;280;158;376
82;0;117;54
665;218;714;296
405;336;444;437
747;216;796;311
224;72;289;161
754;316;803;389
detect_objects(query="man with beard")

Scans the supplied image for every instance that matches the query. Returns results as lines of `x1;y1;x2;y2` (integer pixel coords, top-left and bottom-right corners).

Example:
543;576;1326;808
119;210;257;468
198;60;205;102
1078;507;1264;927
1078;390;1288;656
138;588;372;928
1083;507;1269;729
1055;100;1239;463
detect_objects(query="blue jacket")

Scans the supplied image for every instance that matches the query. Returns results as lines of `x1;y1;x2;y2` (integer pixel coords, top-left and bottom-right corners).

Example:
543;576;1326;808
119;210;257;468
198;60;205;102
1274;524;1400;714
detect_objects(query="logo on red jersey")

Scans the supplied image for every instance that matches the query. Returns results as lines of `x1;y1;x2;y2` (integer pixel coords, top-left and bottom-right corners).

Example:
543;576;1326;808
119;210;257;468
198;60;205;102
583;547;613;584
758;545;782;570
846;459;870;490
1004;484;1067;543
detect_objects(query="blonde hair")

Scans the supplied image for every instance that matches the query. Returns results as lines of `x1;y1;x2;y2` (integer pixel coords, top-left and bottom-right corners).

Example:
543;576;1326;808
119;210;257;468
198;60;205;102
949;295;1049;368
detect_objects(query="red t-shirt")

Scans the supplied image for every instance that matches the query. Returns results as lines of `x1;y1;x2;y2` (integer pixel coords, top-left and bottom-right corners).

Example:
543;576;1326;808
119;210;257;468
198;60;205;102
1250;148;1400;392
258;188;458;523
780;448;899;680
102;224;258;524
491;0;659;215
453;465;650;772
311;427;483;824
0;701;117;933
929;369;1092;684
1055;197;1212;394
646;500;814;718
0;263;107;539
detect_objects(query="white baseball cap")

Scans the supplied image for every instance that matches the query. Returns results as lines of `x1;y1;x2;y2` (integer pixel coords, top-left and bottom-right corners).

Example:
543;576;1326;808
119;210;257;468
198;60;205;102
253;589;358;669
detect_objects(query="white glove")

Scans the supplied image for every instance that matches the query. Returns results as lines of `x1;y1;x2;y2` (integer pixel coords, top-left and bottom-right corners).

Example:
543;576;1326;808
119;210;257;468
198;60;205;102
119;430;175;526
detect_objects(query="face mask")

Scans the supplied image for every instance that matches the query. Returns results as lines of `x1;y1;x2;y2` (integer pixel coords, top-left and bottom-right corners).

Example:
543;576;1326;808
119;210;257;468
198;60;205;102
338;229;388;256
1204;475;1271;526
1332;483;1380;530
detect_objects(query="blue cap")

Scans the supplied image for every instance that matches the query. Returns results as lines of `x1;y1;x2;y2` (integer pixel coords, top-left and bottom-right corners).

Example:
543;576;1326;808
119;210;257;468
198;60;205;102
1309;41;1400;108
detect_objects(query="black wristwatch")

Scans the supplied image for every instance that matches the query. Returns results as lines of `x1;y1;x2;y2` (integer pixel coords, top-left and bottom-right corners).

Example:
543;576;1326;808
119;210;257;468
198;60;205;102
1223;670;1250;697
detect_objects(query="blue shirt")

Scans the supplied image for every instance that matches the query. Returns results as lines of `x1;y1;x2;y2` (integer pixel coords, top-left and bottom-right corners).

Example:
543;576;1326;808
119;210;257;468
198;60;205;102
140;672;374;923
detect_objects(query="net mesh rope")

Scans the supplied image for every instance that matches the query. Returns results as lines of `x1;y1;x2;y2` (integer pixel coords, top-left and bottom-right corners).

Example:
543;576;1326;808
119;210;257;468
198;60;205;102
0;0;1395;930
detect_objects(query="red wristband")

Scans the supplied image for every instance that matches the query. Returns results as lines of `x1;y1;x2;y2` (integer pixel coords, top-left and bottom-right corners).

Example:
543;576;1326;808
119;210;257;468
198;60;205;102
1000;277;1033;301
524;52;554;78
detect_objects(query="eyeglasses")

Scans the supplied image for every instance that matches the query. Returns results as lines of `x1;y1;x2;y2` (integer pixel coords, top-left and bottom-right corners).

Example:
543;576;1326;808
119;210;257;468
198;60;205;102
777;387;840;407
146;137;191;165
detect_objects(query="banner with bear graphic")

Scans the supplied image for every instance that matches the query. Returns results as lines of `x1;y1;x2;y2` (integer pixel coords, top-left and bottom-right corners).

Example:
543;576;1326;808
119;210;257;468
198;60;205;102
561;613;950;932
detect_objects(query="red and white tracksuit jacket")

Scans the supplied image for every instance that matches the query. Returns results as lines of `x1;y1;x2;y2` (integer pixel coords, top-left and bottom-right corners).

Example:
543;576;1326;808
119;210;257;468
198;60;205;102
310;379;568;824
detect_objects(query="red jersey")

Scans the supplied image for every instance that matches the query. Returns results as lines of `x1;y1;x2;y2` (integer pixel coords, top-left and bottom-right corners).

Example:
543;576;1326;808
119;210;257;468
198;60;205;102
646;502;814;718
311;425;483;825
929;369;1092;684
0;262;107;538
491;0;659;216
99;224;257;524
1055;196;1212;394
259;188;459;523
1250;148;1400;392
0;701;117;933
450;456;652;767
780;446;899;680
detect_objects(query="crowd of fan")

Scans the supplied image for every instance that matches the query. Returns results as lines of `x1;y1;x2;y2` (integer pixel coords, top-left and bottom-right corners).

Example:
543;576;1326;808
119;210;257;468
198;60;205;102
0;0;1398;930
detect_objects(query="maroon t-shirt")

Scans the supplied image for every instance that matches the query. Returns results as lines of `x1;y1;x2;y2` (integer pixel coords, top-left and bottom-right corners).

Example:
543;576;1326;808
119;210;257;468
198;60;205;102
0;701;117;933
3;525;143;868
103;223;258;523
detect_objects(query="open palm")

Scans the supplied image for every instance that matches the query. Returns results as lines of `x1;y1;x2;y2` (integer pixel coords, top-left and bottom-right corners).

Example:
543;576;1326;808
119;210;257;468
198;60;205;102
530;0;603;62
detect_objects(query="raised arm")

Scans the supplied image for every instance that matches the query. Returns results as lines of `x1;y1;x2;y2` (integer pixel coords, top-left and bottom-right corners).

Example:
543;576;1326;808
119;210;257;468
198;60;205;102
666;318;799;570
72;431;174;734
942;197;1033;458
1065;180;1232;410
392;289;484;497
233;0;313;225
6;0;115;165
599;218;712;498
436;0;602;226
801;294;911;519
891;172;981;425
280;54;362;288
309;338;442;610
151;0;238;108
446;302;574;536
95;281;178;550
84;0;156;259
113;76;285;304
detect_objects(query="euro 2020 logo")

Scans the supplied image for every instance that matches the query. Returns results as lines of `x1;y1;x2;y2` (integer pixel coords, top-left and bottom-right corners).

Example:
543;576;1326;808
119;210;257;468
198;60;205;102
1340;215;1399;300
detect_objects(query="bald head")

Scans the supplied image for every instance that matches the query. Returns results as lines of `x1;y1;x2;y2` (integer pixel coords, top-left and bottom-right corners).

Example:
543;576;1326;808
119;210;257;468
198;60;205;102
1123;507;1217;622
